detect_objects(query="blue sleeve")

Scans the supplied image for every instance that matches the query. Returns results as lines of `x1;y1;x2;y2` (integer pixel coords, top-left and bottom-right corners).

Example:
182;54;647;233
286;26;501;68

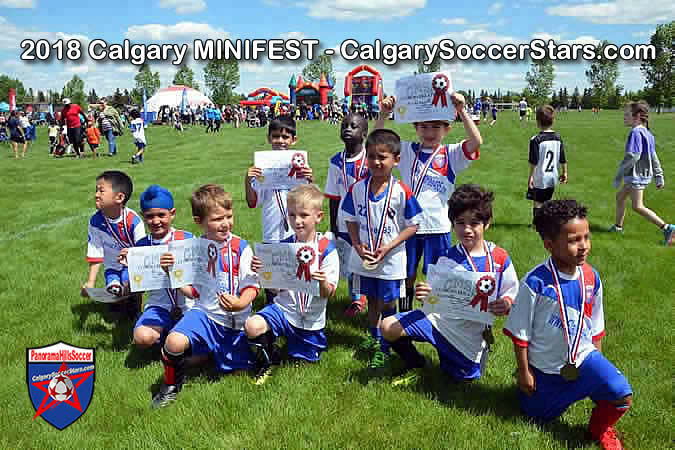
404;194;422;220
341;191;355;216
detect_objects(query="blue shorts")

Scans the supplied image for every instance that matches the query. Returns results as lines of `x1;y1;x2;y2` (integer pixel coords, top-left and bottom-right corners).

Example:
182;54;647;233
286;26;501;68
406;233;452;278
171;309;252;373
256;303;327;362
134;305;178;344
519;350;632;422
104;267;129;287
135;141;146;149
358;276;404;303
397;310;481;380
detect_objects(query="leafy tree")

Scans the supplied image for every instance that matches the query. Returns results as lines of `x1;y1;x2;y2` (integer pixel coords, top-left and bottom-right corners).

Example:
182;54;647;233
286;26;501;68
87;89;99;104
37;90;46;102
25;88;34;103
571;86;581;109
302;54;334;83
525;58;555;104
551;91;559;108
204;58;240;105
173;63;200;90
134;63;161;97
640;21;673;112
586;40;620;108
62;75;86;107
0;74;26;103
112;88;123;106
581;88;593;109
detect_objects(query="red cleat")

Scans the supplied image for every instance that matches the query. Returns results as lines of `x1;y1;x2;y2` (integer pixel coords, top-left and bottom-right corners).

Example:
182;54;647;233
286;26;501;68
597;427;624;450
343;296;366;317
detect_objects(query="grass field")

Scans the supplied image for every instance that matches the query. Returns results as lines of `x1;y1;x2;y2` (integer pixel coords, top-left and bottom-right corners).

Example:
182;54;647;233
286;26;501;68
1;110;673;449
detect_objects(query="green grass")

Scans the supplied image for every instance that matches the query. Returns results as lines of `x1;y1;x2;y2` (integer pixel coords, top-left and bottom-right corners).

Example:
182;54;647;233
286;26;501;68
1;111;673;449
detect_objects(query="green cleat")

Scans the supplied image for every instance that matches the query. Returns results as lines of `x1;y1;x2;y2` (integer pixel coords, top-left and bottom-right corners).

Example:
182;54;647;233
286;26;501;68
359;335;380;355
392;368;424;388
368;350;391;378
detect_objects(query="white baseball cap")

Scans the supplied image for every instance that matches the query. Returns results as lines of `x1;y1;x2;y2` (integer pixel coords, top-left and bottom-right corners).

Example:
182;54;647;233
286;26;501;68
63;98;71;105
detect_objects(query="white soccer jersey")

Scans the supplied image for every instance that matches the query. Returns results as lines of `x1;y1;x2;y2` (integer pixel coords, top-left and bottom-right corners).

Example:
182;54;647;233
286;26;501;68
425;242;519;363
529;131;566;189
192;235;260;329
341;175;422;280
399;141;479;234
324;148;369;234
273;233;340;331
250;179;294;243
130;118;146;144
504;260;605;375
519;100;527;111
137;229;195;312
87;208;146;271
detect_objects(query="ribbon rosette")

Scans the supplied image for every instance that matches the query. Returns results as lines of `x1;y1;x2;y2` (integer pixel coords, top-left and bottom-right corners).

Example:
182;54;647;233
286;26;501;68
206;243;218;278
470;275;496;312
295;245;316;282
431;74;449;107
288;152;306;178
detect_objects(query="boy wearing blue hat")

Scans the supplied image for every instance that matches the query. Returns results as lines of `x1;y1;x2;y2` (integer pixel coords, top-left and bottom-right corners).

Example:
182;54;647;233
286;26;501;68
120;185;194;349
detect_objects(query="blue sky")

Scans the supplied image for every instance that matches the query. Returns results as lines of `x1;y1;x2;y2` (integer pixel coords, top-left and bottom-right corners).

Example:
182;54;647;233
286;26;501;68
0;0;671;99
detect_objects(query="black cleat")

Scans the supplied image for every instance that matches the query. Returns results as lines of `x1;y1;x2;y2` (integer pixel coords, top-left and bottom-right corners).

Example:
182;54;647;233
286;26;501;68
151;383;180;408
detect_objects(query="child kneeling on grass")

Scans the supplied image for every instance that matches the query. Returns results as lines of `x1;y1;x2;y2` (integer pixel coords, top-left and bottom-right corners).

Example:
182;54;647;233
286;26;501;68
504;199;632;450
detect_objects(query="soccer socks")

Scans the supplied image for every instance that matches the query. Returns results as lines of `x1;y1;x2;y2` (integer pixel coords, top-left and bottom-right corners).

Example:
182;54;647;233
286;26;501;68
588;400;630;440
161;347;185;390
348;275;360;302
249;330;275;369
390;337;426;369
379;309;397;353
399;287;414;313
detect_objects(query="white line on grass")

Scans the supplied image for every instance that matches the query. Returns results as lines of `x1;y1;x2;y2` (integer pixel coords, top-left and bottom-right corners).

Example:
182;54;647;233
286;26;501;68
0;213;90;242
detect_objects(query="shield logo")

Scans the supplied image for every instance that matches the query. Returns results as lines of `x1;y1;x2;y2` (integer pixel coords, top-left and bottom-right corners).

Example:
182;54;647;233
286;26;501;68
27;342;95;430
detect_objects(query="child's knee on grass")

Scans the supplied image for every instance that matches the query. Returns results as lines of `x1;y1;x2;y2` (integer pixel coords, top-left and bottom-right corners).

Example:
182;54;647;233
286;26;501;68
244;315;269;338
133;326;161;347
165;332;189;354
381;317;404;341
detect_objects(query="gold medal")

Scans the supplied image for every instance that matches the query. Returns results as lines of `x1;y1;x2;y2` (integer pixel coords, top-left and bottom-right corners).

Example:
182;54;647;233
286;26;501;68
482;327;495;346
362;259;379;271
560;363;579;381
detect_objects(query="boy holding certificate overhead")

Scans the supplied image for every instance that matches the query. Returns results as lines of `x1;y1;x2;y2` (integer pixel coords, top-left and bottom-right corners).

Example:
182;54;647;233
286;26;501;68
503;200;632;450
246;184;339;384
152;185;260;408
376;80;482;314
381;184;518;384
341;129;423;376
119;185;194;349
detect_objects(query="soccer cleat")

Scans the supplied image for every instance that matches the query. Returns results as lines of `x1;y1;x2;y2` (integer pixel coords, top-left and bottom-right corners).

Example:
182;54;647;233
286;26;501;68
596;427;624;450
608;225;624;233
663;224;674;246
368;350;391;377
151;383;179;408
253;365;272;385
343;296;366;317
392;368;424;388
358;335;380;355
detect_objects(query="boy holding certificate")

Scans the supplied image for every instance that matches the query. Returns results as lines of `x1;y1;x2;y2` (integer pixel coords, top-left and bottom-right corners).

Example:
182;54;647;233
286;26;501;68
245;117;313;303
119;185;194;349
341;129;423;376
503;200;632;450
82;171;146;317
377;91;482;314
381;184;518;383
324;113;370;317
246;184;338;383
152;185;260;408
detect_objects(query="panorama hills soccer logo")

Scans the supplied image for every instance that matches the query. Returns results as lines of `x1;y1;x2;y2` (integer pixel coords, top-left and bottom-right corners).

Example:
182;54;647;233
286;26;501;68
27;342;95;430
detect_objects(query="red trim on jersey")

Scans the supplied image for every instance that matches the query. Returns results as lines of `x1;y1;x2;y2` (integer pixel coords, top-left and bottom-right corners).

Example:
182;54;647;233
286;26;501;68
125;212;136;245
190;286;200;299
398;180;414;200
581;263;596;317
503;328;529;347
592;330;606;342
173;230;185;240
461;140;480;161
324;193;341;200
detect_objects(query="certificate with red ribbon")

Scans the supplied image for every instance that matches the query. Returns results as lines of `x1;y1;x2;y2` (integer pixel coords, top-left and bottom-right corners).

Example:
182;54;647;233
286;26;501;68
394;72;456;123
254;150;309;190
255;242;320;296
422;259;498;325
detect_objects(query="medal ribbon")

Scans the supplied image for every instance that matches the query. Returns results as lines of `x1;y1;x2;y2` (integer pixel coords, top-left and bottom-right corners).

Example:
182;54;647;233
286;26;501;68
220;238;235;296
459;243;496;312
150;231;178;310
548;258;585;366
274;190;289;231
294;235;317;317
410;144;444;197
342;148;367;192
104;208;133;248
458;242;494;273
365;175;395;252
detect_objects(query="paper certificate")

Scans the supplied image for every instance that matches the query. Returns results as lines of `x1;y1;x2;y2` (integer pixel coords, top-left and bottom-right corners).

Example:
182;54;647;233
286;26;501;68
422;262;498;325
255;243;320;296
127;239;221;293
254;150;309;190
394;72;456;123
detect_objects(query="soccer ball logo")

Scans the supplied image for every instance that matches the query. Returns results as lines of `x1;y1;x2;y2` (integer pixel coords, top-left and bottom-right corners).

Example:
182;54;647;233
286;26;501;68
48;374;74;402
291;153;306;168
296;246;315;265
477;276;496;296
432;74;449;91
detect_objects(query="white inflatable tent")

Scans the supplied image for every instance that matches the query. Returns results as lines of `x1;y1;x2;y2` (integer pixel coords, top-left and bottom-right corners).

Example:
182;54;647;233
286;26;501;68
143;85;213;121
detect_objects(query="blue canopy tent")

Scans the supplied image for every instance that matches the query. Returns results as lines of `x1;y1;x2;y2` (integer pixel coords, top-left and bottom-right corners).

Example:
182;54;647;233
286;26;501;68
0;102;9;112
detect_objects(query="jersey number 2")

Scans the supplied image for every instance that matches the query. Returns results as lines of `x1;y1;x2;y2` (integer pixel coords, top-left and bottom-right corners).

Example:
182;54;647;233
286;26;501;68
544;150;555;172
